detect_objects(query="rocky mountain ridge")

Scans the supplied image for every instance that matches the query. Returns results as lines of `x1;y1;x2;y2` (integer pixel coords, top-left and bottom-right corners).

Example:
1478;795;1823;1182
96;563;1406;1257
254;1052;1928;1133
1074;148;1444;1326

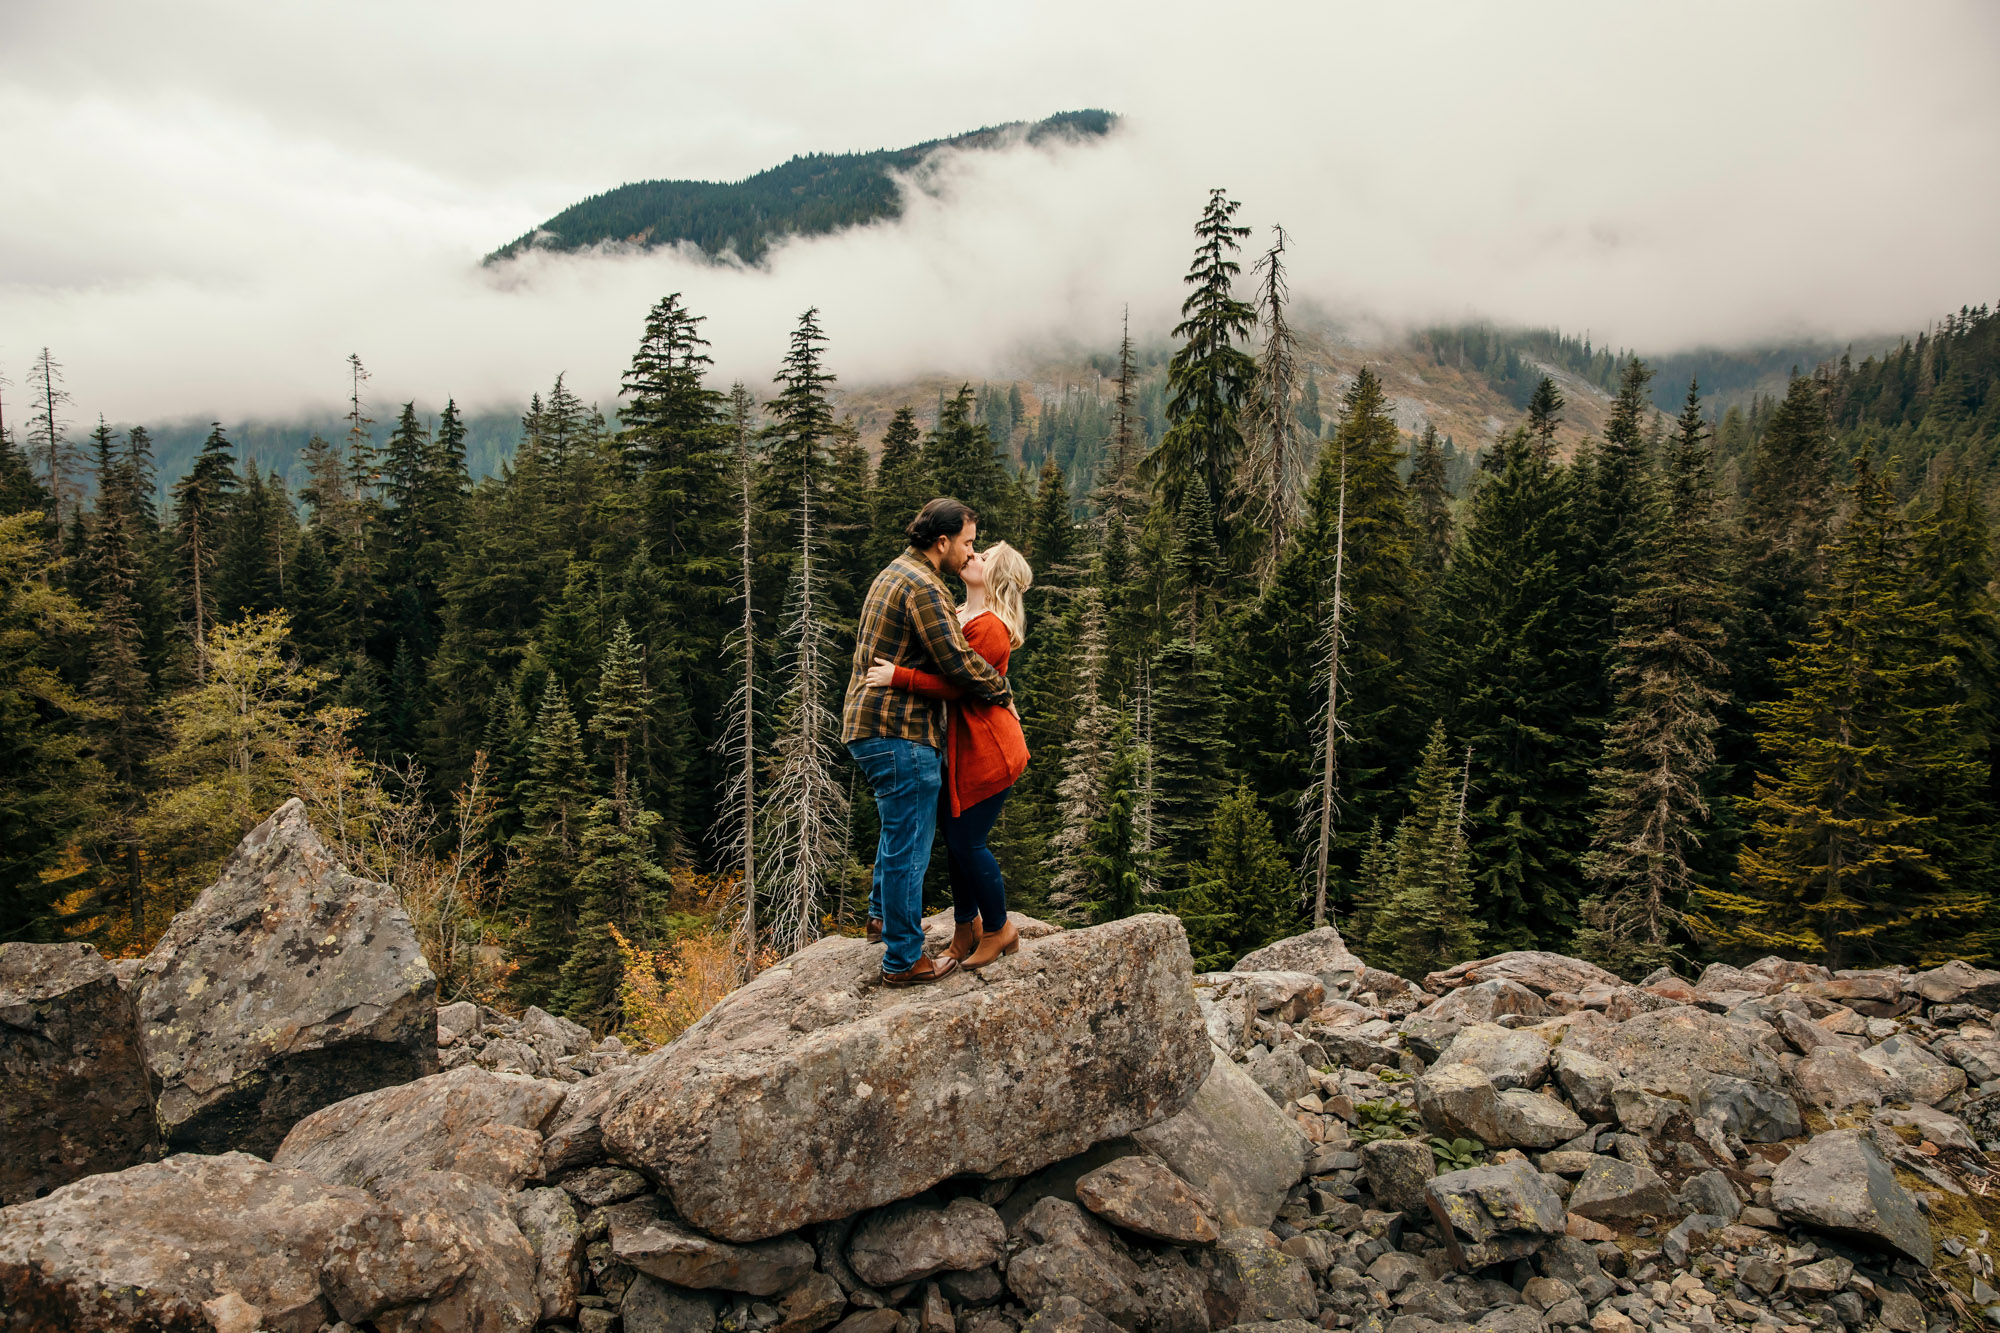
5;801;1999;1333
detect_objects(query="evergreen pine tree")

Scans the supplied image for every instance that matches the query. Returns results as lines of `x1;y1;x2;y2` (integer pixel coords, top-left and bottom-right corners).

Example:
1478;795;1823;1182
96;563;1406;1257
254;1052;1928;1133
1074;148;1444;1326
869;406;930;567
1086;720;1150;927
505;681;594;1006
1369;721;1480;977
1145;189;1256;544
1408;422;1454;582
1192;786;1296;965
1697;460;1992;965
1575;382;1730;976
924;387;1013;540
171;424;240;678
1048;587;1115;915
1525;376;1565;463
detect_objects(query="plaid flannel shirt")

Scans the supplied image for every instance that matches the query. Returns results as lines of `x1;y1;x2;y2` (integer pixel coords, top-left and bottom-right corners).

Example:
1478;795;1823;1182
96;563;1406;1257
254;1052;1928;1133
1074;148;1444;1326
841;550;1013;749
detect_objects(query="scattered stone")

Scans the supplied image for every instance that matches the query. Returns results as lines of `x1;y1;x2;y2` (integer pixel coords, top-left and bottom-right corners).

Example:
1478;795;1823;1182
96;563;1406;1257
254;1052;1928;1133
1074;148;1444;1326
1694;1075;1802;1143
601;915;1210;1242
1074;1155;1219;1244
1135;1039;1308;1231
1359;1137;1437;1217
1858;1032;1966;1105
1005;1197;1145;1327
1791;1045;1899;1111
1567;1158;1674;1221
0;941;160;1205
560;1164;652;1207
606;1199;816;1295
1874;1102;1978;1151
1426;978;1553;1026
1908;959;2000;1007
1562;1007;1783;1100
274;1065;568;1193
847;1196;1006;1287
0;1151;369;1333
776;1272;848;1333
1423;1159;1567;1270
1245;1043;1313;1104
1416;1061;1507;1144
1552;1048;1621;1122
621;1274;724;1333
1770;1128;1932;1264
1676;1169;1740;1223
1233;925;1365;979
1496;1089;1587;1149
321;1168;538;1333
1436;1022;1553;1090
1424;952;1622;998
510;1185;585;1323
134;799;438;1156
1211;1228;1318;1321
436;1000;479;1046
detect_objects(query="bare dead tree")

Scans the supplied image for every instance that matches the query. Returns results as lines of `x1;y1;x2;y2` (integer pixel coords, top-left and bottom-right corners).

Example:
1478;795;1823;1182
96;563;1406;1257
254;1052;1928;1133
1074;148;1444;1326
712;383;763;977
1244;227;1304;583
1301;447;1349;926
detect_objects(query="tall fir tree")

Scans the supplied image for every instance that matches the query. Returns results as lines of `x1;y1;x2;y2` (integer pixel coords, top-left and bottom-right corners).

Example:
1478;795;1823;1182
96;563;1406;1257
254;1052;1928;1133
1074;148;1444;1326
1145;189;1256;547
869;405;930;567
505;681;595;1006
1575;382;1731;976
171;424;240;679
924;386;1013;541
1368;721;1480;978
1408;422;1454;583
1697;461;1993;966
1048;586;1115;916
1188;786;1296;968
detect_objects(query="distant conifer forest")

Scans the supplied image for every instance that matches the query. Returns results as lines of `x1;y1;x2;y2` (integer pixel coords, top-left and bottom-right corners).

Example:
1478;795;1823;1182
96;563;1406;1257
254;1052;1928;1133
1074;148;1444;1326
4;188;1998;1034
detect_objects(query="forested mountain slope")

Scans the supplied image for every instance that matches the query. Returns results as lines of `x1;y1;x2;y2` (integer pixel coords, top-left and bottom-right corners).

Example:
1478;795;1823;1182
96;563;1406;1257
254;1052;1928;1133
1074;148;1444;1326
486;109;1116;265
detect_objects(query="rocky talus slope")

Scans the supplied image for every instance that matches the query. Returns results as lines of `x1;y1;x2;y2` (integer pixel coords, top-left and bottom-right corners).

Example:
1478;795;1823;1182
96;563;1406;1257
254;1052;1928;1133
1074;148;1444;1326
7;807;2000;1333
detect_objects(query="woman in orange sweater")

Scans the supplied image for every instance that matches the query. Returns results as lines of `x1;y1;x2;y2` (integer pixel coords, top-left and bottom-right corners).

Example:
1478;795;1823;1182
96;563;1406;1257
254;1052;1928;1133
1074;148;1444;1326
864;540;1032;969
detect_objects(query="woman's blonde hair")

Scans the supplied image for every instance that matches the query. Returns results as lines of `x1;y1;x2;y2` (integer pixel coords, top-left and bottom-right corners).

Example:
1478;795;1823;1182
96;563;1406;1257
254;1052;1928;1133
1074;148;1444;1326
978;541;1033;649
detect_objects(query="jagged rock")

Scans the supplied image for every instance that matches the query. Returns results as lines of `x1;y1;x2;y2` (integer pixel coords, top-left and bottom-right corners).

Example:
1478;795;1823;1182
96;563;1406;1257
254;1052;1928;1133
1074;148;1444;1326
606;1198;816;1295
542;1062;644;1173
1359;1138;1435;1216
1425;952;1621;998
1245;1045;1313;1104
1609;1083;1680;1136
1770;1128;1932;1264
1773;1008;1846;1055
1552;1048;1621;1122
0;1151;370;1333
1131;1251;1207;1333
1566;1157;1674;1220
1938;1034;2000;1084
436;1000;479;1046
1417;1062;1507;1143
1423;1159;1568;1270
1202;970;1326;1023
1006;1197;1145;1327
1436;1023;1551;1090
937;1263;1004;1306
1676;1169;1741;1223
0;941;160;1204
1743;956;1832;990
601;915;1209;1241
1135;1040;1307;1231
1694;1075;1802;1143
273;1065;568;1192
622;1274;724;1333
1792;1044;1899;1111
134;800;437;1155
1210;1229;1317;1321
827;1311;903;1333
1425;978;1551;1025
1874;1102;1978;1150
775;1272;848;1333
1019;1295;1121;1333
321;1168;538;1333
1233;925;1364;978
1496;1090;1587;1149
1561;1007;1783;1100
560;1163;651;1207
847;1196;1006;1287
510;1185;585;1322
1074;1155;1219;1244
1909;959;2000;1007
1858;1033;1966;1105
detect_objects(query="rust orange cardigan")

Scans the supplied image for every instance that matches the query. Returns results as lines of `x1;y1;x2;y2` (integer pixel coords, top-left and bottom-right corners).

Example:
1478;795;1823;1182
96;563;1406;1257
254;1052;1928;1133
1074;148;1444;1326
894;610;1030;816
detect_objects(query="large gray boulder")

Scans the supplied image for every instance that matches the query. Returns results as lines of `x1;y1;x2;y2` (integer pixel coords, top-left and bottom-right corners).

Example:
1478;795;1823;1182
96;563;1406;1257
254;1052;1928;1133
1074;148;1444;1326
135;799;438;1156
1909;959;2000;1008
1006;1197;1146;1328
1233;925;1364;977
1560;1006;1784;1100
1423;952;1621;998
1858;1034;1966;1106
1423;1160;1568;1270
320;1168;539;1333
1567;1157;1675;1220
1135;1040;1307;1230
1435;1022;1552;1090
0;941;160;1204
0;1151;370;1333
274;1065;569;1192
602;915;1209;1242
1771;1128;1932;1264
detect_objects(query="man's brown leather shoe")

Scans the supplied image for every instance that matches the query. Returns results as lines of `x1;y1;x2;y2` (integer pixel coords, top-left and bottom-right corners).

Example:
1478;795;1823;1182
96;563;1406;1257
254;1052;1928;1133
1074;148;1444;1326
866;917;884;944
963;919;1020;969
943;918;983;962
882;955;959;987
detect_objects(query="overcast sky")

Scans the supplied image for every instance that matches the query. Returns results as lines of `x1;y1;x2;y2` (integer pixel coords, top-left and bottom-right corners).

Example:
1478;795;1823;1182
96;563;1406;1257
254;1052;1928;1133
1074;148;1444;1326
4;0;1998;423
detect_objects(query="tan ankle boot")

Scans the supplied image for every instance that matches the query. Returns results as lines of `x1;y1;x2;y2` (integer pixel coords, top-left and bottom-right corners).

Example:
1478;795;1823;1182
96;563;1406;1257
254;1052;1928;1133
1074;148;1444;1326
963;919;1019;969
943;918;983;962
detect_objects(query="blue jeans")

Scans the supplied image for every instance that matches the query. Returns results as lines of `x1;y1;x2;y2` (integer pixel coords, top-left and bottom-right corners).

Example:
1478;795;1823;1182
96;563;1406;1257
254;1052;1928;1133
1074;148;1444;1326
847;737;943;974
944;789;1009;931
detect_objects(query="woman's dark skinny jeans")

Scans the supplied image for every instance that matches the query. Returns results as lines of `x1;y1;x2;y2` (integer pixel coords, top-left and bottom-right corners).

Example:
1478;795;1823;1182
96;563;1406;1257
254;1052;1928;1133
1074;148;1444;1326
944;788;1009;931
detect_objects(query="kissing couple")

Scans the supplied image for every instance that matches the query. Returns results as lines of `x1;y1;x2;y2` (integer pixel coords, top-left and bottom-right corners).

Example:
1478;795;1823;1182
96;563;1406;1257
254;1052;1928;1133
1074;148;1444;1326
840;497;1035;986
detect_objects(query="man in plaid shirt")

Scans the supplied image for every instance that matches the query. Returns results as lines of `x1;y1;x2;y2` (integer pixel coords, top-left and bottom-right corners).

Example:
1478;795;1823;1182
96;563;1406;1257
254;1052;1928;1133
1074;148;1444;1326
843;497;1013;986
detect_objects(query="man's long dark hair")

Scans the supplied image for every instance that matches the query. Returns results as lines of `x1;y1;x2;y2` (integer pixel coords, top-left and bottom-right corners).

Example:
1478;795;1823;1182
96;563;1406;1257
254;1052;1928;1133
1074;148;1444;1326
906;497;977;551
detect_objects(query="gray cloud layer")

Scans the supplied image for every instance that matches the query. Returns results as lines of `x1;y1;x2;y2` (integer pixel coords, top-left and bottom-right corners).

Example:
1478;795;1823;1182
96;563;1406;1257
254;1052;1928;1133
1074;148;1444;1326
3;0;1997;422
